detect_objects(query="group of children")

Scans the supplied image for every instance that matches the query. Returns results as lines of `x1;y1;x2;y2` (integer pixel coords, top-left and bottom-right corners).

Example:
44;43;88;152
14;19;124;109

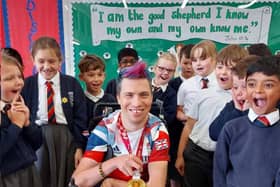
1;36;280;187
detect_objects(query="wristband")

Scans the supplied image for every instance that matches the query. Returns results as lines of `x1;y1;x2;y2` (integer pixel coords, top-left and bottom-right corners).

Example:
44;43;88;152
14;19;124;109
98;163;106;178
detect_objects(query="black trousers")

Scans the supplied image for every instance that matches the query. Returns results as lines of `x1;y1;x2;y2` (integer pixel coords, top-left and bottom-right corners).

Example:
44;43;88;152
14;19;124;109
183;139;214;187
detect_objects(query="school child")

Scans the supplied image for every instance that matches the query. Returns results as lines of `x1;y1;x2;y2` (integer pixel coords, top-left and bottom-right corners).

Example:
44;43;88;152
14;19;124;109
214;56;280;187
21;36;88;187
247;43;272;57
168;44;194;187
175;44;248;187
105;47;139;99
78;54;116;132
169;44;195;91
0;52;42;187
209;55;261;141
0;48;23;66
176;40;218;123
151;52;177;126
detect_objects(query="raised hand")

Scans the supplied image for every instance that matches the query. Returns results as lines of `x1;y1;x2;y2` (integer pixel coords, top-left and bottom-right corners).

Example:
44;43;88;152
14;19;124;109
7;94;30;128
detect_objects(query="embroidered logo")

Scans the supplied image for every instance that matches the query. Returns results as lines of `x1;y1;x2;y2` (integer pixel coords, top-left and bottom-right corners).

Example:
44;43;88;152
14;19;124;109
67;92;74;107
154;139;168;151
62;97;68;104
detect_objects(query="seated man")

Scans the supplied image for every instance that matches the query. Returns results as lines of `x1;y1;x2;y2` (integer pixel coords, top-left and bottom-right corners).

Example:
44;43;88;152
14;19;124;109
72;61;170;187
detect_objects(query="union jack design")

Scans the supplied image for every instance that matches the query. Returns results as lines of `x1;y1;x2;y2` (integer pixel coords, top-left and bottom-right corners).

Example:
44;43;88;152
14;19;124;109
154;139;168;151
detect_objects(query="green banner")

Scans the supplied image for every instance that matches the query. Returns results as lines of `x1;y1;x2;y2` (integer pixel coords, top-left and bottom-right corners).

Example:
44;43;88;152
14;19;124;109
70;2;280;88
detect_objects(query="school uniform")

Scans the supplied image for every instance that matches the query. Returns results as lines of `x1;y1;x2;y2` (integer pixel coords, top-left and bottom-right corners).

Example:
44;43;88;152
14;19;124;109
151;79;177;127
85;89;116;132
168;75;187;183
169;74;188;92
214;109;280;187
104;78;117;100
209;101;248;141
177;71;217;114
0;101;42;187
21;73;88;187
184;87;232;187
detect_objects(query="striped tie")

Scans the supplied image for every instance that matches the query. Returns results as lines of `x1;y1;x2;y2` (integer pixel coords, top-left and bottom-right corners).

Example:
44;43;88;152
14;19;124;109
255;116;270;127
201;78;209;89
46;81;56;124
152;85;161;93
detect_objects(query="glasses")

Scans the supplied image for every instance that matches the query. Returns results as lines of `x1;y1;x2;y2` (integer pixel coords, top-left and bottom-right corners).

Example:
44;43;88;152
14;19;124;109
156;65;175;74
119;59;137;65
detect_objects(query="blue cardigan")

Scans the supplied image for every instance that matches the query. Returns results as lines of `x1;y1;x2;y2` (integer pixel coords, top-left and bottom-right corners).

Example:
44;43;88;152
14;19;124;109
214;116;280;187
21;73;88;149
0;112;42;176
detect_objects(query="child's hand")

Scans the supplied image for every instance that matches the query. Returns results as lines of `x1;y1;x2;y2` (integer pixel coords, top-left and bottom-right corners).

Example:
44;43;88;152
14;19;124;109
14;95;30;126
7;95;28;128
74;148;84;168
175;156;185;176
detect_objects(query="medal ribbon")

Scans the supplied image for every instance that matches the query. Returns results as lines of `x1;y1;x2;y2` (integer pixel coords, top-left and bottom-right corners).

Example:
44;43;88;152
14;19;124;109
117;115;147;159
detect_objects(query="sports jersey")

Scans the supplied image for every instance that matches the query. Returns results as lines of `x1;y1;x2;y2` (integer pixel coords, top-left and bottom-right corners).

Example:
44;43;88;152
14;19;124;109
84;110;170;181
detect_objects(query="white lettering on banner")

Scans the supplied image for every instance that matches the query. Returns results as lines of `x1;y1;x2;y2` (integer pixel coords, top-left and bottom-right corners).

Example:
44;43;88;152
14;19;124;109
91;5;272;46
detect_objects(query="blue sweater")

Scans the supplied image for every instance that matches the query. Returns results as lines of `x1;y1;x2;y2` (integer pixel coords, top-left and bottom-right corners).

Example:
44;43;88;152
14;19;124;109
0;112;42;176
209;101;247;141
210;102;280;141
214;116;280;187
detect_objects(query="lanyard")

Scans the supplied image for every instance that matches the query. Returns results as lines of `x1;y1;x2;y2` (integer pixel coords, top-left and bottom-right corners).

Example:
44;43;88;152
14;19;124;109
117;115;147;159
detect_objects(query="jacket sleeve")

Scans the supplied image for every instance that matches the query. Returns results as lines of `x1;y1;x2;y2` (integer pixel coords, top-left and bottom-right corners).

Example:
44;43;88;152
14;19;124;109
22;122;42;151
72;79;89;150
0;124;22;163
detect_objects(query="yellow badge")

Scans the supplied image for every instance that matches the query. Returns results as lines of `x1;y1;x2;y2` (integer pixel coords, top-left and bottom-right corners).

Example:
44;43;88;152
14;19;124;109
62;97;68;103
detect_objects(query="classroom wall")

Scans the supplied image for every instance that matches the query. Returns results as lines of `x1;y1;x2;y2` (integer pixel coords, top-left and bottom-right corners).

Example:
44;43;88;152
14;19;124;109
2;0;280;89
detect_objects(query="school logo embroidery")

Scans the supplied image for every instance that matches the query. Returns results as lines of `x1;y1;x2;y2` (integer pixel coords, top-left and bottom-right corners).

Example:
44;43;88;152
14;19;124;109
62;97;68;103
154;139;168;151
68;92;74;107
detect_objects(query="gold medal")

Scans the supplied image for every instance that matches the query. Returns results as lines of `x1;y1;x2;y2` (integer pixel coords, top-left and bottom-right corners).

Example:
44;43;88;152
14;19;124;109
127;171;146;187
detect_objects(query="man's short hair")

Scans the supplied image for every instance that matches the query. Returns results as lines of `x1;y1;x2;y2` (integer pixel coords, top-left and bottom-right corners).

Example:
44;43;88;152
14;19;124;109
117;48;139;63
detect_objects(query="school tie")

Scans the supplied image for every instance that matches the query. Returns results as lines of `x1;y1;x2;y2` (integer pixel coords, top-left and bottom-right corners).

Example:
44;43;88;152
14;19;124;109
201;78;209;89
46;81;56;124
254;116;270;127
152;85;161;93
3;104;11;113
